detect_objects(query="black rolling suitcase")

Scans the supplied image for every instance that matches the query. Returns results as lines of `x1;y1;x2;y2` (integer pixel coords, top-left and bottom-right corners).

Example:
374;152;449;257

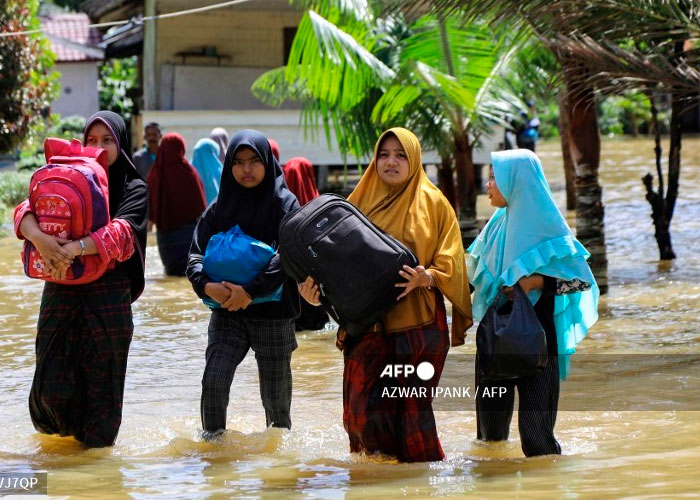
279;193;418;337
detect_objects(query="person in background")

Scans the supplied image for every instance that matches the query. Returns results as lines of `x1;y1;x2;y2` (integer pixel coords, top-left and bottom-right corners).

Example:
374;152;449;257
268;138;281;162
514;101;540;152
192;138;223;205
147;133;206;276
209;128;229;164
133;122;162;179
283;157;320;207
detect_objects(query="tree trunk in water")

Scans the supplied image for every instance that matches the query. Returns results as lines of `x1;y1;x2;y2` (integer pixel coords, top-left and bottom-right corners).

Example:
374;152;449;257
630;118;639;138
453;132;478;245
438;155;457;209
642;92;676;260
666;60;683;226
557;91;577;211
566;72;608;294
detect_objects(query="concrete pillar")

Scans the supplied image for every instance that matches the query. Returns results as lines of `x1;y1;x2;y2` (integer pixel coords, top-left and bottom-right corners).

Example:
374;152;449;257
143;0;157;110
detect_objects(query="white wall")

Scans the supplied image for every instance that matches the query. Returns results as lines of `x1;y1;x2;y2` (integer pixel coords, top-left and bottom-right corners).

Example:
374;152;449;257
153;9;302;109
139;110;502;167
52;62;100;119
159;64;298;111
141;109;352;166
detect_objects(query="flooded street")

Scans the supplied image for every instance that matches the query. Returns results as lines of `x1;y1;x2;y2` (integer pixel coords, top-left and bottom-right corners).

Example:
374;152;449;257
1;137;700;498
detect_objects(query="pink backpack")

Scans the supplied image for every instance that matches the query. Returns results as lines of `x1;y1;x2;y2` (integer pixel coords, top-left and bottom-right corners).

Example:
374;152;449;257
21;138;111;284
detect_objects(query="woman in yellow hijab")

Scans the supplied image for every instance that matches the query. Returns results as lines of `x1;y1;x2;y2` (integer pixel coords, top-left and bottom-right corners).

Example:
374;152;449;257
300;127;472;462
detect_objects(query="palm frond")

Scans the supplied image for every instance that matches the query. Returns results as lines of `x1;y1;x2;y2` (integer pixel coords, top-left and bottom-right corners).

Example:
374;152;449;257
285;10;395;111
291;0;375;23
554;33;700;96
251;66;309;107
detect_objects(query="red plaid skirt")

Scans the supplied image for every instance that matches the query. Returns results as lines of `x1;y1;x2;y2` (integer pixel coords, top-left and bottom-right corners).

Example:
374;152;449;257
343;292;449;462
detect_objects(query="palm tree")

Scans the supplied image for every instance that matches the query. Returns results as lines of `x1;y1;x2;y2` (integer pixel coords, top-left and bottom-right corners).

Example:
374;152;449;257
421;0;700;271
252;1;519;241
497;40;578;210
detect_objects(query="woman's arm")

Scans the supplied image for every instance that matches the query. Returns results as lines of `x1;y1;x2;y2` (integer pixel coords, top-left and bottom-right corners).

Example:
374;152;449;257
511;274;592;296
186;205;216;299
18;213;74;278
241;253;287;299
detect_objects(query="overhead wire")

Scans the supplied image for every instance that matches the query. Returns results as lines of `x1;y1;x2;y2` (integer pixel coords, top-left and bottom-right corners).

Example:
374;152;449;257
0;0;255;38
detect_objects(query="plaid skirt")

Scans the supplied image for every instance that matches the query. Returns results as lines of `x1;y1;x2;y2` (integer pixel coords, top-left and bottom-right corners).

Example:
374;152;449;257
29;268;133;447
343;292;449;462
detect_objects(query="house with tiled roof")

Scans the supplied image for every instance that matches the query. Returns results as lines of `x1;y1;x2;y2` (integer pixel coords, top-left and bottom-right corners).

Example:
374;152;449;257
41;13;103;119
81;0;500;177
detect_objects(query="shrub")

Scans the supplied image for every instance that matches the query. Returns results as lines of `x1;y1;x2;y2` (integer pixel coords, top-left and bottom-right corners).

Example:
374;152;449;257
0;170;31;206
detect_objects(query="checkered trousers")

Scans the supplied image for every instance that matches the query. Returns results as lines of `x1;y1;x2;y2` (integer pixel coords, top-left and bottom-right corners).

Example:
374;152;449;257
201;309;297;432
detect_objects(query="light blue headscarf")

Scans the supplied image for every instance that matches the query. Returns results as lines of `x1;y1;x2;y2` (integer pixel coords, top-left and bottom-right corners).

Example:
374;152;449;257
191;138;223;205
467;149;599;379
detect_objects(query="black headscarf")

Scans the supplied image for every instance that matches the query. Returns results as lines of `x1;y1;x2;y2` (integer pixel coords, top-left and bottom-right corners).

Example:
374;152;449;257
84;111;149;303
214;129;298;245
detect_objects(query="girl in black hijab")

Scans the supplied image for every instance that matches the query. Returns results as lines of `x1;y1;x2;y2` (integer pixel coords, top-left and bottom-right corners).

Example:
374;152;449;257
15;110;148;447
187;129;300;437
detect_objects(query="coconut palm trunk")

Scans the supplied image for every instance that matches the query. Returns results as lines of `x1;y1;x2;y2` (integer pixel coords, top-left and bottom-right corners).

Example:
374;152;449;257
438;155;457;208
557;90;577;211
453;132;478;241
566;70;608;294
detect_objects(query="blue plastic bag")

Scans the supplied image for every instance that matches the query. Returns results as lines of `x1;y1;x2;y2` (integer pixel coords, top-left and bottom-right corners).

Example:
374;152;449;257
202;225;283;309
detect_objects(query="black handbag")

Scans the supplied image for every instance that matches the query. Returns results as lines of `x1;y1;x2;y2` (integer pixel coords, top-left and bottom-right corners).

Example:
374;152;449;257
476;285;548;381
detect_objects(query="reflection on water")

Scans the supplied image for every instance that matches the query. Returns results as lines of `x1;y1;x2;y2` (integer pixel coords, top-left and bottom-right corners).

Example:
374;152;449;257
1;137;700;498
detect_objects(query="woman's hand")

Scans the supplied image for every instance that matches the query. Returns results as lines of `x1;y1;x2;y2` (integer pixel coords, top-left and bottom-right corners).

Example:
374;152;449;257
298;276;321;306
395;265;433;300
335;328;347;352
32;232;74;273
47;260;71;281
205;282;231;305
221;282;252;311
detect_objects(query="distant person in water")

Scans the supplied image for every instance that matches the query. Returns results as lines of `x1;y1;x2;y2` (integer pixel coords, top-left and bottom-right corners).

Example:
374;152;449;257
147;133;206;276
133;122;162;179
192;138;223;205
209;127;228;164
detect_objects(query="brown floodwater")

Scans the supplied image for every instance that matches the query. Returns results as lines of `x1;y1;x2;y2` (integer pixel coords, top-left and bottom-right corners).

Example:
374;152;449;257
1;137;699;498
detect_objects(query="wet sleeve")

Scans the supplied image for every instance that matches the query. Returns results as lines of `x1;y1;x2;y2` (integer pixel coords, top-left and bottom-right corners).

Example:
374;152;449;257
13;200;33;240
242;197;299;299
90;219;135;263
186;205;216;299
241;253;287;299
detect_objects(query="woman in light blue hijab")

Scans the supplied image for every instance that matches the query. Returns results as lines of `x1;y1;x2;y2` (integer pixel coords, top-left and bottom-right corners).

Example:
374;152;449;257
467;148;599;457
191;138;223;205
